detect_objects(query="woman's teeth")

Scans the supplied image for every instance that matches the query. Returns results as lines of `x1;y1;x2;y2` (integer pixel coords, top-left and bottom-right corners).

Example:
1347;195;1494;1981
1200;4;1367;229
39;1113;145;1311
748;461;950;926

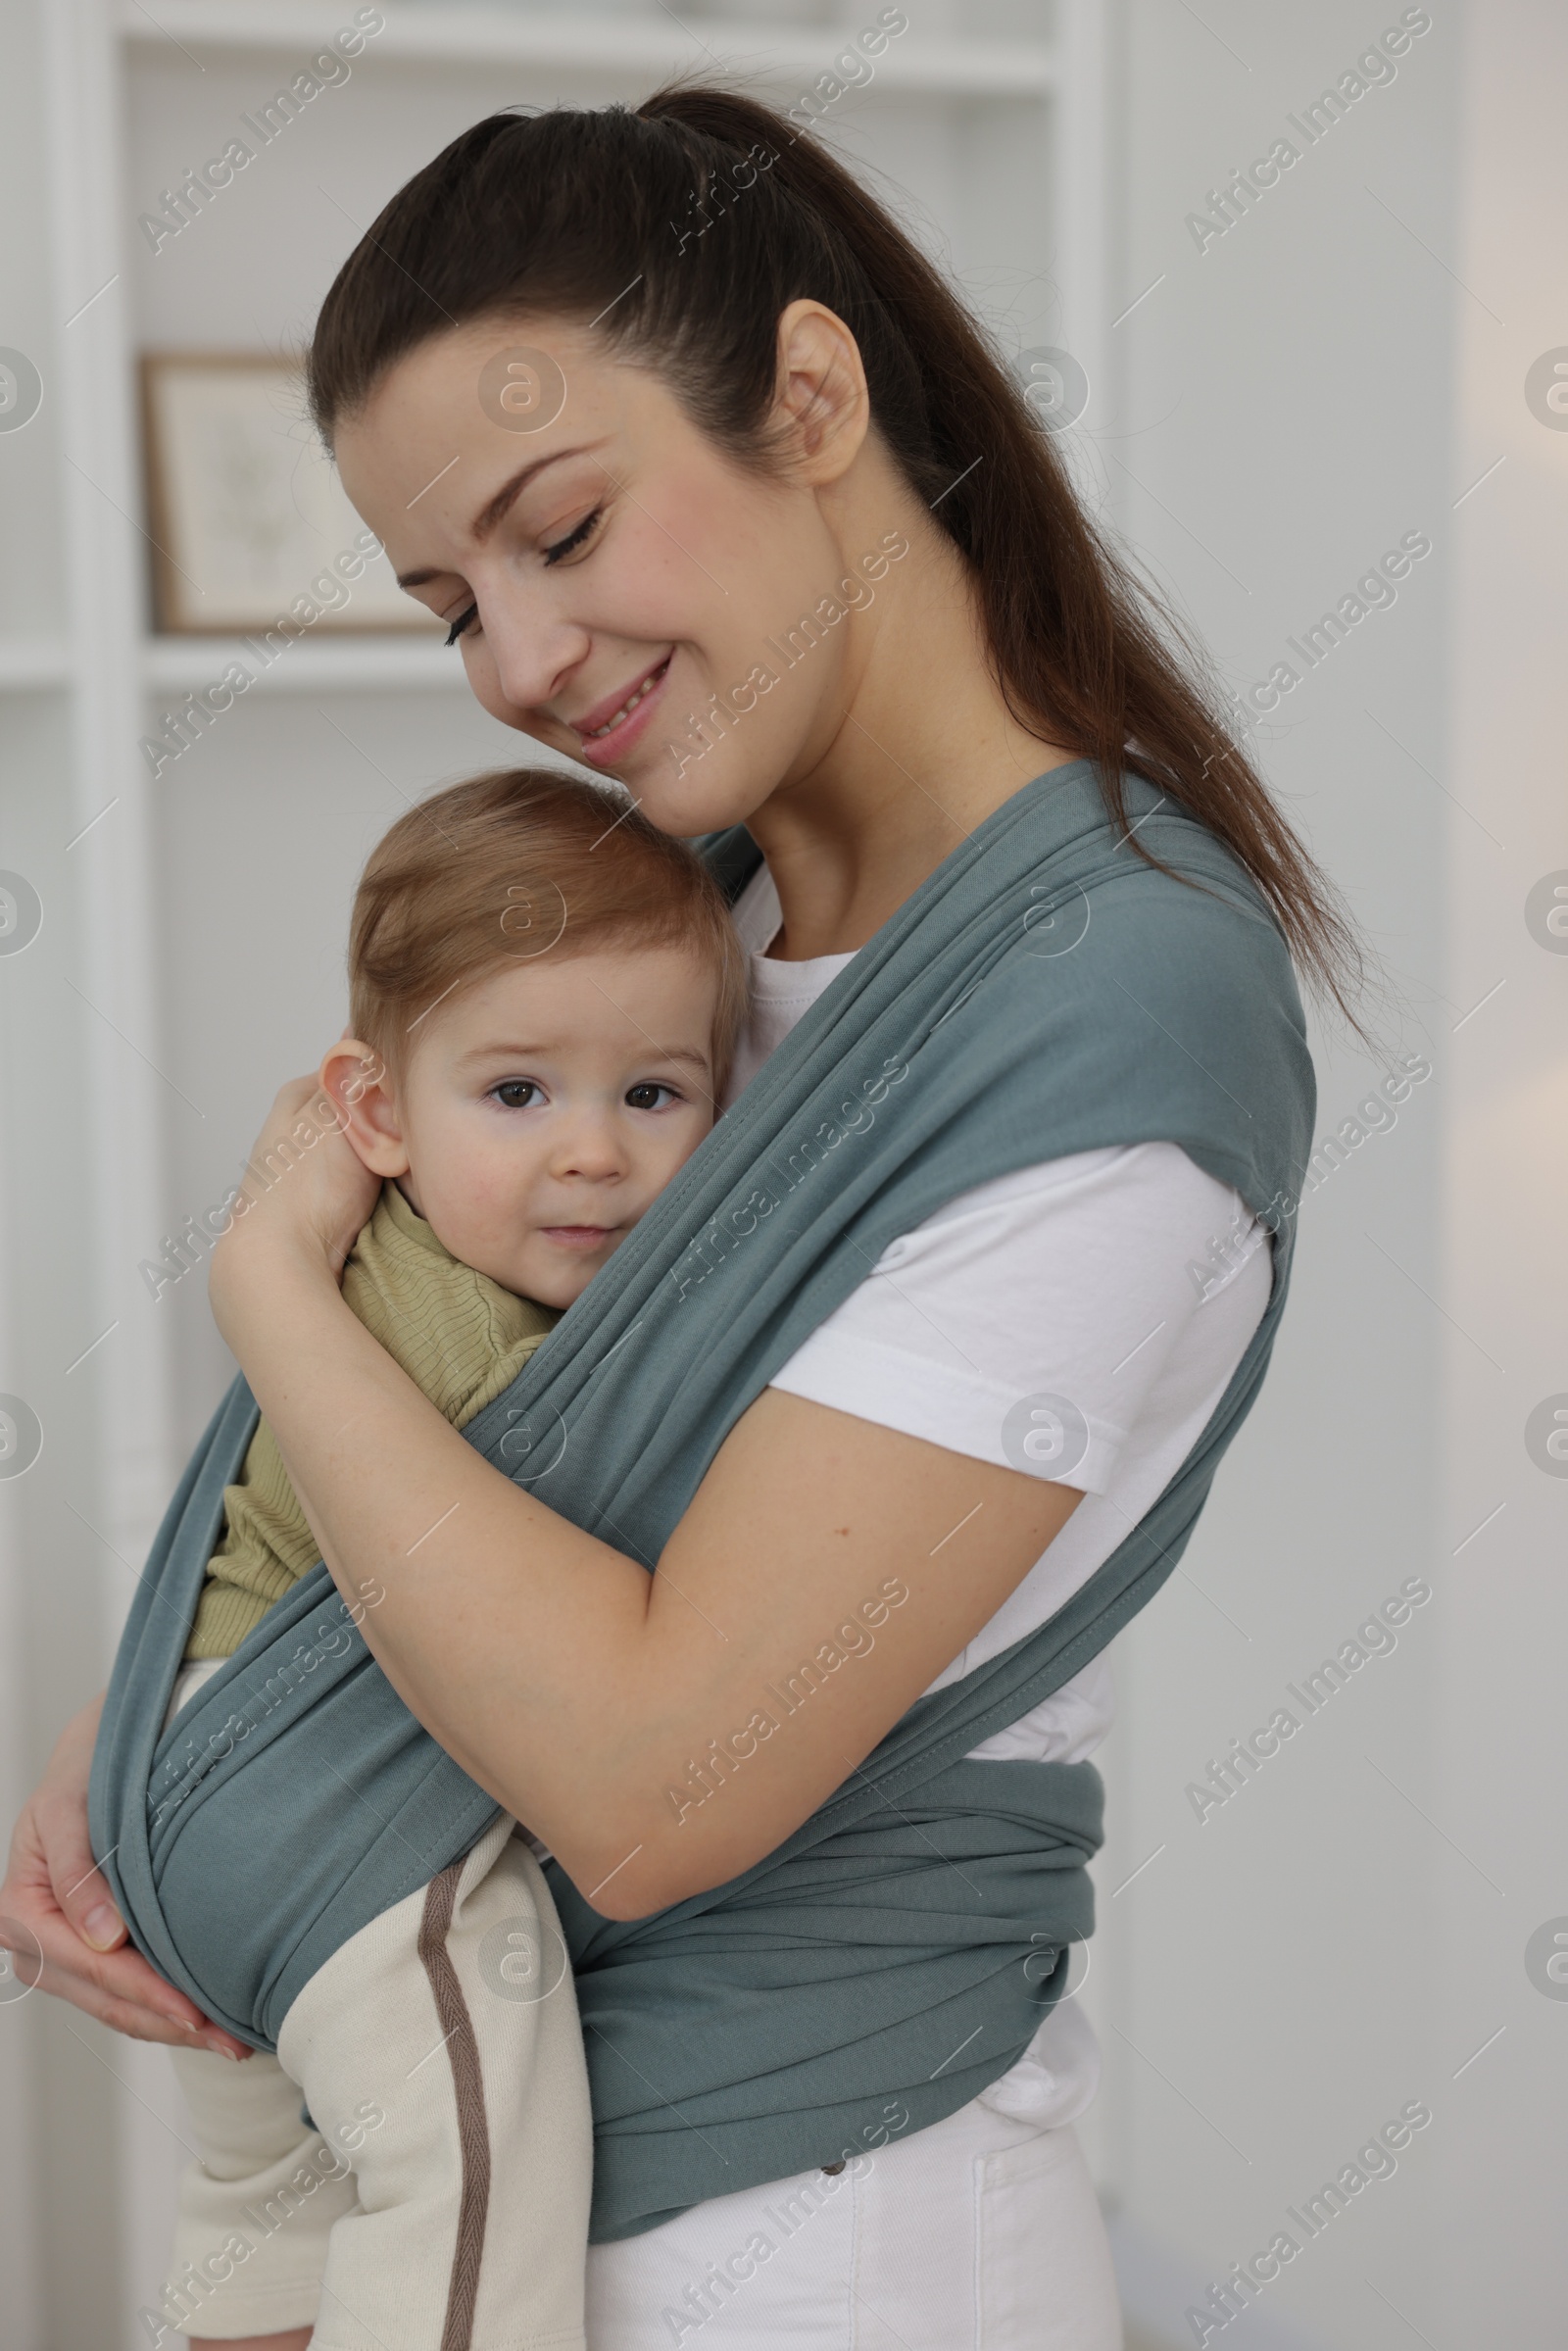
587;657;669;739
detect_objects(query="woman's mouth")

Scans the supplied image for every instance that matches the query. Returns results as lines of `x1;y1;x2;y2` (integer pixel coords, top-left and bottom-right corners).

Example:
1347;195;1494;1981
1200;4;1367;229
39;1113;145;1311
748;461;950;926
573;655;672;767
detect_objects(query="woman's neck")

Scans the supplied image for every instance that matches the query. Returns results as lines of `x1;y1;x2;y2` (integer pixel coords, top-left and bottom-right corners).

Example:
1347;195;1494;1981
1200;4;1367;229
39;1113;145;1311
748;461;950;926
744;500;1077;962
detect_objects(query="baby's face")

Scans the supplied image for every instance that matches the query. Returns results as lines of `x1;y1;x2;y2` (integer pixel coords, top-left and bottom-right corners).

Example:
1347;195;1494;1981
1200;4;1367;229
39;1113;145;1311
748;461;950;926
382;945;719;1308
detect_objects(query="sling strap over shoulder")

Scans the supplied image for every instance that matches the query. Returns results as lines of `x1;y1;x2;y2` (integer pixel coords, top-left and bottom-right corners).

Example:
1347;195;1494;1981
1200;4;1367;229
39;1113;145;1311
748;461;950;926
91;762;1314;2239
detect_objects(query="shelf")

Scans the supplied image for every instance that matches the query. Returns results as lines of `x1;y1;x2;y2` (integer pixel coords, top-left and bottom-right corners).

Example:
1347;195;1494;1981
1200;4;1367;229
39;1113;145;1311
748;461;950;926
141;632;463;694
0;637;72;690
117;4;1059;96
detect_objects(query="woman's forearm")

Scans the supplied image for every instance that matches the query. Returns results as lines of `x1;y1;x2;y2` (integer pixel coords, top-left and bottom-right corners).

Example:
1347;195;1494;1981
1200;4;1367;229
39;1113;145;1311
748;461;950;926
220;1234;671;1876
218;1226;1078;1919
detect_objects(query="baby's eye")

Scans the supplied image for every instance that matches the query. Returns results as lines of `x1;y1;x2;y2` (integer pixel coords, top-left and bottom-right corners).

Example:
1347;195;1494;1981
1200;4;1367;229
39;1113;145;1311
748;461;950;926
492;1080;542;1110
625;1082;677;1111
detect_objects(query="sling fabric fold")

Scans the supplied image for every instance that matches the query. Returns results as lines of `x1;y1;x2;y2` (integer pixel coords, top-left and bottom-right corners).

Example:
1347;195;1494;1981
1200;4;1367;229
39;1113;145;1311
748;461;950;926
91;761;1314;2240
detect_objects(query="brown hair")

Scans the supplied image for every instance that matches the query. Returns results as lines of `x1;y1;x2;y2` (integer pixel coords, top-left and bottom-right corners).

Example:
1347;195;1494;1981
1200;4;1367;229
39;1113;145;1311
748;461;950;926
310;83;1361;1021
349;769;750;1096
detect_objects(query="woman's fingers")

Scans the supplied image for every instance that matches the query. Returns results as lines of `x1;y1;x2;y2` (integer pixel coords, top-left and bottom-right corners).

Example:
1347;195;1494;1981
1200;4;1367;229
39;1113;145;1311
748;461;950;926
47;1823;124;1953
30;1693;122;1947
213;1068;380;1307
1;1703;251;2059
2;1793;245;2054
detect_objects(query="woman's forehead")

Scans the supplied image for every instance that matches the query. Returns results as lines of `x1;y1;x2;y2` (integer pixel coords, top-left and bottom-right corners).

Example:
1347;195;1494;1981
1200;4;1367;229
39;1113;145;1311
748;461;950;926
333;323;661;557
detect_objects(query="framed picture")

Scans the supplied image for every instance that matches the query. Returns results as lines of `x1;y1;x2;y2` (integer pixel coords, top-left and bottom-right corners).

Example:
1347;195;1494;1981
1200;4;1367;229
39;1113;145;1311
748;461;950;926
140;352;441;635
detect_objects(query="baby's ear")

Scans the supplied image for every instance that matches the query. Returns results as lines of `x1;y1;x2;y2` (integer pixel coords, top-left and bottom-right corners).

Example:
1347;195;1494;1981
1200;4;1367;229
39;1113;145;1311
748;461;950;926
318;1039;410;1179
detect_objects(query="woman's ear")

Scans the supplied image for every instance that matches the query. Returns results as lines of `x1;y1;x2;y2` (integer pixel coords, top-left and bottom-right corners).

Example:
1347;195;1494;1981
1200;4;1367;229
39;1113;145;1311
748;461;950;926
773;298;870;483
318;1039;410;1179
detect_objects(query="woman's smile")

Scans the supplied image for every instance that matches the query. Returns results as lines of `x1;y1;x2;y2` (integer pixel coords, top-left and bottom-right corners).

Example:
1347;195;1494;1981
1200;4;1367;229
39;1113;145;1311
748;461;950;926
571;651;673;765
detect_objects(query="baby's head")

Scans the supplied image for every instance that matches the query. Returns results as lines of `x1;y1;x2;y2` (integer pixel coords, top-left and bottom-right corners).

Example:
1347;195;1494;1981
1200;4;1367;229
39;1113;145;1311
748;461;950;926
321;768;748;1308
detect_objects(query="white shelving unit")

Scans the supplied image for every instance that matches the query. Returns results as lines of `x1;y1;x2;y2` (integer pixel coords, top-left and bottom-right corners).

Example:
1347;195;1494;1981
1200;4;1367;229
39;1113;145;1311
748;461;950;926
140;631;459;693
121;1;1064;92
0;637;72;690
0;4;1111;2341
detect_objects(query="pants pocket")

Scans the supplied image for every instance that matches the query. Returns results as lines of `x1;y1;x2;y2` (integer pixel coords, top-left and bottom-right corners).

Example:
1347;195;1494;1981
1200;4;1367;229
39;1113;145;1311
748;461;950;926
973;2126;1122;2350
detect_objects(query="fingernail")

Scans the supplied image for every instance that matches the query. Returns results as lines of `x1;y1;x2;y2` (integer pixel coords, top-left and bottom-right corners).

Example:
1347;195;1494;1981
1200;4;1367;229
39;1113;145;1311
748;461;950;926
82;1905;122;1949
169;2015;200;2033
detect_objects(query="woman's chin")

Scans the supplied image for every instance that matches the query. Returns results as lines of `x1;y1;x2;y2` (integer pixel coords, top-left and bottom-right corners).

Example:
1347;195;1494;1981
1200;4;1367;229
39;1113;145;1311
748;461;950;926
627;751;786;844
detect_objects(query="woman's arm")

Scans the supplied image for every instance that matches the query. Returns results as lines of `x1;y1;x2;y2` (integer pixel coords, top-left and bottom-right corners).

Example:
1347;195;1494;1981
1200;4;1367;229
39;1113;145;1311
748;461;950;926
0;1694;251;2055
213;1082;1080;1921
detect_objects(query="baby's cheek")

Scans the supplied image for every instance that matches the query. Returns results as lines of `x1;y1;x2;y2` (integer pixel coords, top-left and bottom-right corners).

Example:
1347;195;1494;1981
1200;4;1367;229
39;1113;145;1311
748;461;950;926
432;1198;517;1279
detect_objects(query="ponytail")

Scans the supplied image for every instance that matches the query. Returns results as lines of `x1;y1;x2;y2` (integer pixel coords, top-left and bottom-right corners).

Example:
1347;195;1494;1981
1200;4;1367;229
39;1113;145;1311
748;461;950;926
309;80;1360;1020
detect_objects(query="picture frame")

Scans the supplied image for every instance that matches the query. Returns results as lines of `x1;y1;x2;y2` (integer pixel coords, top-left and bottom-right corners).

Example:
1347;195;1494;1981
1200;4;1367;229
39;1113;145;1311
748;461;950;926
140;351;441;635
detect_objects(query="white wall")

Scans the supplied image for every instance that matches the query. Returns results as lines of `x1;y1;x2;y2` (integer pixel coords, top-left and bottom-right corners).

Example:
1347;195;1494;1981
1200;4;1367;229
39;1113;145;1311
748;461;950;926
1435;0;1568;2336
1094;4;1567;2345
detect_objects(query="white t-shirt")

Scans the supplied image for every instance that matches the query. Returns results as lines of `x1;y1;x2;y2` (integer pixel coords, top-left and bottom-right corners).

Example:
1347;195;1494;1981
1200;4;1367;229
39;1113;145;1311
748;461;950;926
724;861;1271;2125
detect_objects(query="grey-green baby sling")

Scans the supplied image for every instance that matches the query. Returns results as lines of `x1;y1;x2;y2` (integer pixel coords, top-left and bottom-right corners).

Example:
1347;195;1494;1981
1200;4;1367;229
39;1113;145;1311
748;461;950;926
91;761;1315;2241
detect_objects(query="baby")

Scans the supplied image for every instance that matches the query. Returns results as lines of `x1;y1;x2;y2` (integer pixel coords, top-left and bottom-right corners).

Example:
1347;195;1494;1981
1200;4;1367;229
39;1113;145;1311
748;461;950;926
150;767;747;2350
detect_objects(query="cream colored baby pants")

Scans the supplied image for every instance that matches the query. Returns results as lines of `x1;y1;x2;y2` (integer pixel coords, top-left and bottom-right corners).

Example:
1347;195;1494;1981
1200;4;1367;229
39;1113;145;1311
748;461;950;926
153;1811;592;2351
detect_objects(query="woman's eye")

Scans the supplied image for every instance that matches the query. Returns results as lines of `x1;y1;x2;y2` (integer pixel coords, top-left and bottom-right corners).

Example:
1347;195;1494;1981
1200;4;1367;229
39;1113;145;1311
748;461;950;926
492;1080;541;1110
625;1082;676;1111
542;508;603;567
444;602;478;647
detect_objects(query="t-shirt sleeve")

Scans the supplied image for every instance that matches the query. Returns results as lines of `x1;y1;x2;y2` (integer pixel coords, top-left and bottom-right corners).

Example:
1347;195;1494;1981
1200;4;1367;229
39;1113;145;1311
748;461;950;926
767;1141;1271;1493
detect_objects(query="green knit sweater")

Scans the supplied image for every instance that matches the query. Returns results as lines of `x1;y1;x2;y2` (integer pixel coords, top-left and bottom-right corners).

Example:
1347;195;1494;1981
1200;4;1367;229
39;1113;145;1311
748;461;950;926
185;1182;559;1659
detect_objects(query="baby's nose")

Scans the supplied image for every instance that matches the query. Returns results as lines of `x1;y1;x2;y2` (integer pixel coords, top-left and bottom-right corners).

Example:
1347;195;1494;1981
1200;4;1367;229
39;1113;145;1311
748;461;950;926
551;1118;624;1181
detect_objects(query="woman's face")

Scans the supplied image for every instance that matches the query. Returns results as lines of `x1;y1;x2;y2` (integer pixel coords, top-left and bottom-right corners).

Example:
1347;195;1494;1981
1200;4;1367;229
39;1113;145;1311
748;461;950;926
333;310;888;838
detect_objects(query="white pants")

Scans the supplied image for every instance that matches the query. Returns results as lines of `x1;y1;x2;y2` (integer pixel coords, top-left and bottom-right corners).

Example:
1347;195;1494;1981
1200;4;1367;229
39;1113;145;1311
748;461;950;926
156;1814;593;2350
163;1981;1117;2351
585;2071;1122;2349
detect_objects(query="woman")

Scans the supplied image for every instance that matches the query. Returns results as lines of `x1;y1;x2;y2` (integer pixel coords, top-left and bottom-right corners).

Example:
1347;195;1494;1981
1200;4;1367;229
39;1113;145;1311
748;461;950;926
5;87;1347;2348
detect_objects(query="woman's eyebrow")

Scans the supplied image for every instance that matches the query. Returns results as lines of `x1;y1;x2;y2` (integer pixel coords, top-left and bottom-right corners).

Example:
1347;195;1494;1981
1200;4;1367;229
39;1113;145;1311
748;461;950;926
394;443;609;589
470;448;584;543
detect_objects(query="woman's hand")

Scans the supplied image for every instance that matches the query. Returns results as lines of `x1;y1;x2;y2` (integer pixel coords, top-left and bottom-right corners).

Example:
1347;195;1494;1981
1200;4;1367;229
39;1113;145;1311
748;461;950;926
0;1695;249;2056
209;1069;381;1338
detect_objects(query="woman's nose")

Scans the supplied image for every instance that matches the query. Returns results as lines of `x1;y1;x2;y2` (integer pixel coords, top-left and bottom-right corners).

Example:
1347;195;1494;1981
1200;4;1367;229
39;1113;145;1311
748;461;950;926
479;584;589;715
